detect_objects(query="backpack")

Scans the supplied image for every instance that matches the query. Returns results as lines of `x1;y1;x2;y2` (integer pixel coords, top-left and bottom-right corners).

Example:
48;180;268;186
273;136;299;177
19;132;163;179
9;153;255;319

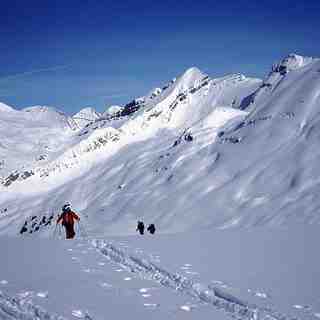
61;210;74;225
147;224;155;234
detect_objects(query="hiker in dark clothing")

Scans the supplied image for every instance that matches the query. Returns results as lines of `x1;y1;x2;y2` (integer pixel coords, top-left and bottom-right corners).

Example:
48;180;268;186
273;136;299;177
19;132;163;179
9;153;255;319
147;224;156;235
136;221;145;235
57;203;80;239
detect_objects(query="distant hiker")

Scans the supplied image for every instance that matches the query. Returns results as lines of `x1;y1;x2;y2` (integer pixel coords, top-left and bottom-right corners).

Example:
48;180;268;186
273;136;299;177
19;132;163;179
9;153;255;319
147;223;156;235
40;216;46;225
45;215;54;226
136;221;145;235
184;132;193;142
19;221;28;235
57;203;80;239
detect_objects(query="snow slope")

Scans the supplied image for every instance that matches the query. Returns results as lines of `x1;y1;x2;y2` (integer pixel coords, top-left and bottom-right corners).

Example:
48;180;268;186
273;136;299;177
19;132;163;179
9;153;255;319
102;105;124;118
0;54;320;320
1;54;320;235
0;106;78;183
0;227;319;320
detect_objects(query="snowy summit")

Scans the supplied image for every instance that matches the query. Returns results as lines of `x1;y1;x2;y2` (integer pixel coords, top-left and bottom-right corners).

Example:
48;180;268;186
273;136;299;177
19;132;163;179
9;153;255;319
72;107;101;129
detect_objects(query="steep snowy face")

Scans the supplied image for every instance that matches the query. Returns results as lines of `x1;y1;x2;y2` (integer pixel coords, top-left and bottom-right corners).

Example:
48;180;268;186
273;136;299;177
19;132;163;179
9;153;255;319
119;67;261;137
238;54;318;113
273;53;314;73
246;54;320;120
196;55;320;229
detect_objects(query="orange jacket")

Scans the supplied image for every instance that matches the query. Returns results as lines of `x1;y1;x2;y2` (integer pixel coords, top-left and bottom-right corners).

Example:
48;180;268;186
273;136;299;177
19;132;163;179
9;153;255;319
57;210;80;225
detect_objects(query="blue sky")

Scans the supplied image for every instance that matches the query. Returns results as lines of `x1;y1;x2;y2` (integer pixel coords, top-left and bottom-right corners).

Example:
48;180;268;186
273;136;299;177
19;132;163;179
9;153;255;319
0;0;319;115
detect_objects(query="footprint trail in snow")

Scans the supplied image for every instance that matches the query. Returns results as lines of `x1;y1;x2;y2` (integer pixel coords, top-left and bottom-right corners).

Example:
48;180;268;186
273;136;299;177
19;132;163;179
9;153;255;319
92;239;308;320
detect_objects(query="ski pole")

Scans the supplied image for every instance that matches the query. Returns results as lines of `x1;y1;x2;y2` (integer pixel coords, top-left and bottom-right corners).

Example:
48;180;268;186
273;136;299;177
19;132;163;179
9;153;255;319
79;222;87;238
82;223;88;238
53;224;58;239
58;223;62;238
79;223;84;239
53;223;59;238
75;222;80;239
78;222;84;239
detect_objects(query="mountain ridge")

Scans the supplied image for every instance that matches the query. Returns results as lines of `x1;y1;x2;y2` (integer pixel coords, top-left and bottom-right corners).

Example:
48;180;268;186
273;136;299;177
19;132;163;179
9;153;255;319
1;53;319;235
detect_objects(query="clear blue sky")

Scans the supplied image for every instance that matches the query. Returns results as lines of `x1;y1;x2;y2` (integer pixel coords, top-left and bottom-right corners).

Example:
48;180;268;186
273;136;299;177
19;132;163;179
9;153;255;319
0;0;319;114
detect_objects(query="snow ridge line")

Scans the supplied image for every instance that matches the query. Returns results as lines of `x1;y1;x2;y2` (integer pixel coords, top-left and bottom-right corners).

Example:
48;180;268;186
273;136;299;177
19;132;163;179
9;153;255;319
0;290;67;320
92;240;298;320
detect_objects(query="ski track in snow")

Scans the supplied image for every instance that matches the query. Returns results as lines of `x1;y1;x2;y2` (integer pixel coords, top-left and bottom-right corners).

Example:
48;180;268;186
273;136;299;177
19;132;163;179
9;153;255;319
91;239;303;320
0;290;68;320
0;238;316;320
0;290;95;320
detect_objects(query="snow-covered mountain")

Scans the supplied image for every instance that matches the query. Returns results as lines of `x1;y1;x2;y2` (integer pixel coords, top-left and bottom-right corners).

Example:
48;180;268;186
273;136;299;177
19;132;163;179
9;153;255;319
72;107;101;129
1;53;320;235
0;105;77;184
1;53;320;320
22;105;78;130
102;105;124;118
0;102;14;112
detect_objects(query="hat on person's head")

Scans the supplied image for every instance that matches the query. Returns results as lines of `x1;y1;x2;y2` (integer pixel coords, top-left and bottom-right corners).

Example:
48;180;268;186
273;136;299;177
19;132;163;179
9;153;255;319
62;203;71;211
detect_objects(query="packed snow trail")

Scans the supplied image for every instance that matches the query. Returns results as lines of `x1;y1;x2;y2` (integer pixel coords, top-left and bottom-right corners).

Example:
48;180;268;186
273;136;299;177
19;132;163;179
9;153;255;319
0;290;74;320
92;239;299;320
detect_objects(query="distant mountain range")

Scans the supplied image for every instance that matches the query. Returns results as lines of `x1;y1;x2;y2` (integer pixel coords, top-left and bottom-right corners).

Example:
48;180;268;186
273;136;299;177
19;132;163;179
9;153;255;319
1;53;320;235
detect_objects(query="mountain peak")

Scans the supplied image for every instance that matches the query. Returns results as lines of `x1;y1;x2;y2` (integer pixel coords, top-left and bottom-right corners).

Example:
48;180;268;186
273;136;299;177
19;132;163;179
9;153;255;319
21;105;77;130
76;107;98;114
22;105;63;114
174;67;207;92
0;102;14;112
103;105;123;117
182;66;206;80
72;107;101;128
272;53;314;74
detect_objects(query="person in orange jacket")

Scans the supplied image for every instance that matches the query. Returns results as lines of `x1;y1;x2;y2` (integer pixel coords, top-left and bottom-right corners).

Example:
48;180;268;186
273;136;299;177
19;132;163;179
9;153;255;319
57;203;80;239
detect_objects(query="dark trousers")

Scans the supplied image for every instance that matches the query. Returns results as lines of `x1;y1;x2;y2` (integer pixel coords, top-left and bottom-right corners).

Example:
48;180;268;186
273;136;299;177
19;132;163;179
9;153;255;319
63;223;76;239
